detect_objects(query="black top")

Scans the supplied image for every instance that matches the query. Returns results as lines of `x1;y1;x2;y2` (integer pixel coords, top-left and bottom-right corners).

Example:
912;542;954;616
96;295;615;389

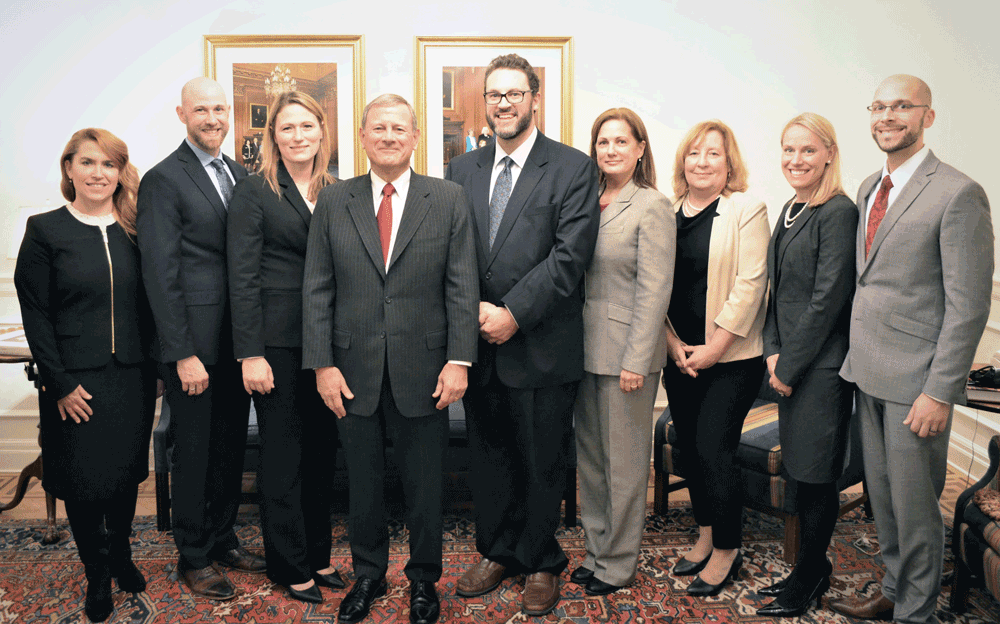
668;197;719;345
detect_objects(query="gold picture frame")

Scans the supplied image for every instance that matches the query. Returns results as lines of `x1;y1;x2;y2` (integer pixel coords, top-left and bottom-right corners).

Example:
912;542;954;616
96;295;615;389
204;34;366;178
414;36;573;177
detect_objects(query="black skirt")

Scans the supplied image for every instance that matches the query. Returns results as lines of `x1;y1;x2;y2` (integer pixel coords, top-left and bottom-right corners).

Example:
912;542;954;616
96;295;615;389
39;359;157;501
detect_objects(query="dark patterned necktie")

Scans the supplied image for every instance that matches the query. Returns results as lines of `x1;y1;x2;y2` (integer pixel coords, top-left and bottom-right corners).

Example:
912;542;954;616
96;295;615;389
378;183;394;264
865;175;893;257
489;157;513;248
210;159;234;208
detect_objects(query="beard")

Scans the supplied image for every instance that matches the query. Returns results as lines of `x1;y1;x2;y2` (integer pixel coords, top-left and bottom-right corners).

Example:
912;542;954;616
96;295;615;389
488;108;533;141
872;115;924;154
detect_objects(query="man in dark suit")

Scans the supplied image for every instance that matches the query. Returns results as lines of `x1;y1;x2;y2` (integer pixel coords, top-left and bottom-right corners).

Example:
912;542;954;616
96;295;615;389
137;77;263;601
302;94;478;624
831;75;993;624
445;54;600;616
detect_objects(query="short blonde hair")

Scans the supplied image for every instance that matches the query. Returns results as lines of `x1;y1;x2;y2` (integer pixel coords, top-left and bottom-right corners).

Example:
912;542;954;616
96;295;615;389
780;112;846;206
672;119;748;199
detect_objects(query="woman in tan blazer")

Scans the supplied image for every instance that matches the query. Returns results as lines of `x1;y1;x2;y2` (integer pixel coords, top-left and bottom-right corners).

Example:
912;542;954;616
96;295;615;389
663;120;769;596
573;108;675;595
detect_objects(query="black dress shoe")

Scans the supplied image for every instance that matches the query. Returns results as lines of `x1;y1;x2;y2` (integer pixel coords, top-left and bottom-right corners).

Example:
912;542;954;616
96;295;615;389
758;575;789;597
756;575;830;617
84;563;114;622
288;583;324;604
584;577;625;596
569;566;594;585
314;569;347;589
111;558;147;593
211;546;266;573
687;552;743;597
673;554;710;576
410;580;440;624
338;577;387;623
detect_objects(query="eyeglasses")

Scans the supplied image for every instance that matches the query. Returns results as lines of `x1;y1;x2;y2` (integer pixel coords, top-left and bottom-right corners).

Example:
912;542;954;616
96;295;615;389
867;102;930;114
484;90;533;105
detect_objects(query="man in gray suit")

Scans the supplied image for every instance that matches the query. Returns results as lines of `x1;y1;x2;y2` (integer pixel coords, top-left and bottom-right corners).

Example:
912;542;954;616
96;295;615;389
832;75;993;624
302;94;478;624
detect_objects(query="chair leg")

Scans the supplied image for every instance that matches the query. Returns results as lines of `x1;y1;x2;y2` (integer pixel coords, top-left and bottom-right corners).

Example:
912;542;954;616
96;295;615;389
949;558;972;613
654;471;666;515
783;515;800;565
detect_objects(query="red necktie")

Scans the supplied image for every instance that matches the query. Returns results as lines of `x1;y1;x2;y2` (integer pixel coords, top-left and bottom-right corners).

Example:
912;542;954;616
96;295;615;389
377;183;394;264
865;175;893;257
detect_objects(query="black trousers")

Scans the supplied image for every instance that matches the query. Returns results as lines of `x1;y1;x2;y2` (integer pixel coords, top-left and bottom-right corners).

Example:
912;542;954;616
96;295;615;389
336;369;448;582
64;484;139;566
164;358;251;569
464;369;578;574
253;347;338;585
662;357;762;550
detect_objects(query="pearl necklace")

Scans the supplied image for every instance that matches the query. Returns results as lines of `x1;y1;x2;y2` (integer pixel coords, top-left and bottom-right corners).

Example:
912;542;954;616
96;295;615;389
783;200;808;229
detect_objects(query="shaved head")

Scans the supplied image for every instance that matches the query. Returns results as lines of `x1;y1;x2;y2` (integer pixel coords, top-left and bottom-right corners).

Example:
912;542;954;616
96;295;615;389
177;77;230;156
181;77;226;107
876;74;932;106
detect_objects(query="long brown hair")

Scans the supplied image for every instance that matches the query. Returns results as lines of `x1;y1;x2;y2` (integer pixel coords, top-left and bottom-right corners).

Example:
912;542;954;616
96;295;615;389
590;107;656;190
258;90;335;202
60;128;140;236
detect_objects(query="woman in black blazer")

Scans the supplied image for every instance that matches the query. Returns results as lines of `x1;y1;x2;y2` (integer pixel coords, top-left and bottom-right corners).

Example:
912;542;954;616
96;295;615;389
757;113;858;617
14;129;158;622
227;90;342;603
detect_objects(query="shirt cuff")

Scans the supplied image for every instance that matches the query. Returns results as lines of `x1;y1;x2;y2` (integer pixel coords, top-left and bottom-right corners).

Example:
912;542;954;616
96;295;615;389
238;356;264;362
505;306;520;328
448;360;472;367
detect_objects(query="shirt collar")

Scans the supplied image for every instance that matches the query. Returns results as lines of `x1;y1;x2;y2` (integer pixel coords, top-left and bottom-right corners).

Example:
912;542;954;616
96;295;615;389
370;167;411;195
881;144;930;187
494;126;538;170
184;137;224;168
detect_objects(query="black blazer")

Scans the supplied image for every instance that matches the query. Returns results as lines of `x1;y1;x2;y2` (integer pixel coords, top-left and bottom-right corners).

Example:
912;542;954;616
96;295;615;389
762;194;858;387
136;141;247;365
228;163;314;356
14;207;155;400
301;172;479;418
445;132;600;389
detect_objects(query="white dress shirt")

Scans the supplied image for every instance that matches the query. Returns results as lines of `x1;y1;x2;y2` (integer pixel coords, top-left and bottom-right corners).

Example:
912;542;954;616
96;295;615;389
185;138;234;202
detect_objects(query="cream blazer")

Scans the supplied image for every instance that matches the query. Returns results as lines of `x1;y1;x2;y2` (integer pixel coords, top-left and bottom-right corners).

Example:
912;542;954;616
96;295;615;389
582;181;675;376
668;191;769;363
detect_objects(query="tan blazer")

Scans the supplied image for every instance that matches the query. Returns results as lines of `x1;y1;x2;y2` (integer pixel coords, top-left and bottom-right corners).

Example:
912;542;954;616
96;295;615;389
582;181;675;376
669;191;769;363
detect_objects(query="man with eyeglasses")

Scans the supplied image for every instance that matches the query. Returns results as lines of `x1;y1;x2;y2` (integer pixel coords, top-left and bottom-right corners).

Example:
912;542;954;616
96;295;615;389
832;74;992;624
445;53;599;616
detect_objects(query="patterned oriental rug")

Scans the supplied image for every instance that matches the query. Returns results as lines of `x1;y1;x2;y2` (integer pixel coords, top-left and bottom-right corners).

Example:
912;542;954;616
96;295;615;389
1;504;997;623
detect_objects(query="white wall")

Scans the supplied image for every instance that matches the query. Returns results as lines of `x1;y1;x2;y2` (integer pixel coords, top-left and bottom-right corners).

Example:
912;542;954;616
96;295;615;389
2;0;999;473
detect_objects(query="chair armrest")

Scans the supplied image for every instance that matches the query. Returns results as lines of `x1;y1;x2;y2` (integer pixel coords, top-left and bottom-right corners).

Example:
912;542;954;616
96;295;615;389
954;434;1000;528
652;407;672;474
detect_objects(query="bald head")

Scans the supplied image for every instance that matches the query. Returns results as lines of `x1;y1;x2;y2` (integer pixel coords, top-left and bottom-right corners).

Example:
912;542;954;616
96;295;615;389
870;74;935;168
875;74;932;107
177;77;230;157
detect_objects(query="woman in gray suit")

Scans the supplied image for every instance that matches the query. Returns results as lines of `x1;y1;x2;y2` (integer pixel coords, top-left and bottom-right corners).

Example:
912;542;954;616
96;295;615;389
756;112;857;617
573;108;675;595
227;90;343;603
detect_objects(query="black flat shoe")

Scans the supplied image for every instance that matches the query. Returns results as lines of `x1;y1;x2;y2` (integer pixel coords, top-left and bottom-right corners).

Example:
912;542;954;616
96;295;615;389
673;554;710;576
756;575;830;617
314;569;347;589
338;576;387;623
410;580;440;624
569;566;594;585
584;577;625;596
687;552;743;597
288;583;324;604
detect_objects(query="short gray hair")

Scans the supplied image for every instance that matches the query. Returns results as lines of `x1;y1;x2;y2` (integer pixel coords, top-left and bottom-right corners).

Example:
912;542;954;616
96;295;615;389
361;94;418;131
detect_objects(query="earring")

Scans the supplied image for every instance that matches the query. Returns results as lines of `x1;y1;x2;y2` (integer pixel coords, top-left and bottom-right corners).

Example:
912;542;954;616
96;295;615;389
637;157;642;165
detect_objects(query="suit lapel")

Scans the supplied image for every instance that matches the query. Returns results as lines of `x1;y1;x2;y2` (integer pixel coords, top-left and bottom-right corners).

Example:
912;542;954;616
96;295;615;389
775;198;817;276
277;162;312;228
490;135;548;263
866;153;938;262
177;142;228;225
472;146;494;253
345;174;386;278
388;172;432;270
600;179;636;227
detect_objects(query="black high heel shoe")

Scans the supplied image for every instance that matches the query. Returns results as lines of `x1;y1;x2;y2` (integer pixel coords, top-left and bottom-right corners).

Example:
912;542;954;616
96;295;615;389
313;569;346;589
673;554;710;576
686;552;742;597
756;574;830;617
759;559;832;597
287;582;324;604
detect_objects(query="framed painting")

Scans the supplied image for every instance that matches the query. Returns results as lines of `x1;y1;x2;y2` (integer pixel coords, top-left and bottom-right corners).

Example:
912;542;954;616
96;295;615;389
414;36;573;177
204;34;365;179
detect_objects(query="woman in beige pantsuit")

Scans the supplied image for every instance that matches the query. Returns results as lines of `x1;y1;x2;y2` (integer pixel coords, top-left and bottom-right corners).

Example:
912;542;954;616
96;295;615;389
572;108;676;595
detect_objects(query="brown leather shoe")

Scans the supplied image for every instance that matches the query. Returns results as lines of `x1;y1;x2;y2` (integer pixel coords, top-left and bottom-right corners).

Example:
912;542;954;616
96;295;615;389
523;572;560;616
179;564;236;600
828;591;894;620
456;557;507;597
211;546;266;574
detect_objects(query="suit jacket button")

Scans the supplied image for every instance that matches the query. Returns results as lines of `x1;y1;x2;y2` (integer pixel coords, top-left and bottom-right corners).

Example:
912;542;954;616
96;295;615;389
380;331;386;339
385;296;391;304
485;271;492;280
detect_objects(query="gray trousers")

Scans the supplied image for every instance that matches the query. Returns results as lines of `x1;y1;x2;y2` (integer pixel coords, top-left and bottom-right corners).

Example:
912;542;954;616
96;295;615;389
575;370;659;585
856;390;951;624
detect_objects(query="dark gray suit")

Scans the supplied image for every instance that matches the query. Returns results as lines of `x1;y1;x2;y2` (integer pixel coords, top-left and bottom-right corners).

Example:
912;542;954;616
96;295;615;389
137;140;252;570
840;150;993;623
302;171;478;581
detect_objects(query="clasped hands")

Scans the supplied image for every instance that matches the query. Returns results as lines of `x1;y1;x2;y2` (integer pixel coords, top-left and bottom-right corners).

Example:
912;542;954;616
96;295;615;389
667;337;726;379
765;354;793;398
479;301;517;344
316;362;467;418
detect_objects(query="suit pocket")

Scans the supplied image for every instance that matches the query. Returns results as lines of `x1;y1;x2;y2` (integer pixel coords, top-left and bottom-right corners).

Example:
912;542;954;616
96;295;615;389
426;329;447;350
887;312;940;342
332;329;351;349
186;290;221;306
608;302;633;325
